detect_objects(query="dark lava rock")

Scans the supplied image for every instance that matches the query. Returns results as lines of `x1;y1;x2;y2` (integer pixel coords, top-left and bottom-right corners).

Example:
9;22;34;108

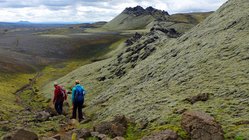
40;137;56;140
123;6;169;17
133;44;146;54
150;27;180;38
112;136;125;140
97;76;106;81
185;93;209;104
3;129;39;140
77;128;92;139
234;120;249;125
125;32;142;46
35;111;51;122
141;46;156;60
134;32;143;40
144;38;156;45
90;132;108;140
123;6;146;16
94;115;129;138
115;69;126;78
45;107;57;116
51;134;61;140
131;54;139;62
139;119;149;130
142;130;178;140
181;111;224;140
2;135;12;140
146;6;169;15
125;39;134;46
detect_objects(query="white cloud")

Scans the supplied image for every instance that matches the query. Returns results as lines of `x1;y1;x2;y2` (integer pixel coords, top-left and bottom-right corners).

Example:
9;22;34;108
0;0;228;23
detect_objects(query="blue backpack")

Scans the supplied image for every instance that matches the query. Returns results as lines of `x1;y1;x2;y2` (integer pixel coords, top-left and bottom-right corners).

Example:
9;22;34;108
75;86;84;102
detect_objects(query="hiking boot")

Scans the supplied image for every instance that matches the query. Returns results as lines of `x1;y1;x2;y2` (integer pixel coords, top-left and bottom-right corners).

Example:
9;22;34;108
79;116;86;122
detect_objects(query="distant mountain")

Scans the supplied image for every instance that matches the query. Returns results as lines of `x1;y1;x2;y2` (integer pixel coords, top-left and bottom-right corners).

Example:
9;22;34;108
102;6;212;32
0;22;68;29
16;21;32;24
102;6;169;30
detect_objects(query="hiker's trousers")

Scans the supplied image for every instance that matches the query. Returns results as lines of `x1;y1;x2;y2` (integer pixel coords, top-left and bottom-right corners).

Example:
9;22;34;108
55;101;63;115
72;100;84;121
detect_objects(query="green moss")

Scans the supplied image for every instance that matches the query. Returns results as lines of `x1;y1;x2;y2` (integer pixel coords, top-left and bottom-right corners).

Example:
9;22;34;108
235;135;245;140
29;120;62;136
86;137;99;140
150;124;188;139
19;89;47;110
0;73;34;121
125;124;144;140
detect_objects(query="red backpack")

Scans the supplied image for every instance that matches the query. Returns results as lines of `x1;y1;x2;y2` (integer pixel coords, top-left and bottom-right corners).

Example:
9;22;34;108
58;86;66;101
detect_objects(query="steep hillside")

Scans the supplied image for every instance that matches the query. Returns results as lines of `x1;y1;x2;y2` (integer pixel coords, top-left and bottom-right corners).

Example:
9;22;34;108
42;0;248;139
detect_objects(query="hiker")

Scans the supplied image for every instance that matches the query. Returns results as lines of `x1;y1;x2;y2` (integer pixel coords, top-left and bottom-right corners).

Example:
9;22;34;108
53;82;67;115
71;80;86;121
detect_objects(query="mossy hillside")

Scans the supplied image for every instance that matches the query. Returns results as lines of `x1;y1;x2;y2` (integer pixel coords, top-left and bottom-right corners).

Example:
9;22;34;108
148;12;212;34
103;14;155;31
0;72;59;138
0;73;34;120
41;0;249;139
36;37;127;90
0;37;125;119
169;12;213;24
0;35;127;138
40;39;127;100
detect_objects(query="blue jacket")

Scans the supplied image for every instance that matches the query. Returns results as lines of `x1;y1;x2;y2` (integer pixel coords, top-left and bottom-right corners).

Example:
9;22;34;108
72;84;85;103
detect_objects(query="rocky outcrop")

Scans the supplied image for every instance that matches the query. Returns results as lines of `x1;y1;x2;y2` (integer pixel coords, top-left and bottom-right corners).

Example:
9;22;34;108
112;136;125;140
41;138;57;140
125;32;142;46
77;128;92;139
123;6;145;16
150;27;180;38
146;6;169;16
181;111;224;140
35;111;51;122
123;6;169;17
93;115;129;138
185;93;209;104
101;30;161;79
90;132;109;140
3;129;38;140
51;134;61;140
103;6;171;30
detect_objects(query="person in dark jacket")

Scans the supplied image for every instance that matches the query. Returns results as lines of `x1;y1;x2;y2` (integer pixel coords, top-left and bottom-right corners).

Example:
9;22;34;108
71;80;86;121
53;82;67;115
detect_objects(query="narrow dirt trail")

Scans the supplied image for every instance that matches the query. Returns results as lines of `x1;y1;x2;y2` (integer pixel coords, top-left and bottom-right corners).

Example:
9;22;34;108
10;72;82;139
14;72;42;108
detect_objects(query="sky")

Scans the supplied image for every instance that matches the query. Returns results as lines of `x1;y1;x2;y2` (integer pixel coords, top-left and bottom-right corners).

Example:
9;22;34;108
0;0;228;23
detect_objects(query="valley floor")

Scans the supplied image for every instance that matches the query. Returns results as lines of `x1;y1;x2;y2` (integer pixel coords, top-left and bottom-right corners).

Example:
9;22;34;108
0;34;127;138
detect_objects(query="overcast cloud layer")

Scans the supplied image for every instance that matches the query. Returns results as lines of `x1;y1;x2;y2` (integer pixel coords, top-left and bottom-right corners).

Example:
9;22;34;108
0;0;228;23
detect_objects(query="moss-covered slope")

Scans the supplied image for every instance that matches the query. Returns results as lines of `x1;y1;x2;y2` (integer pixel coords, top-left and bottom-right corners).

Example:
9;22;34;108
42;0;249;138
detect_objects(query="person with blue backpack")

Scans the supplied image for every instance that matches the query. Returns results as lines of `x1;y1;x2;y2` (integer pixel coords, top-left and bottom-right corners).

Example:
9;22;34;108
71;80;86;121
